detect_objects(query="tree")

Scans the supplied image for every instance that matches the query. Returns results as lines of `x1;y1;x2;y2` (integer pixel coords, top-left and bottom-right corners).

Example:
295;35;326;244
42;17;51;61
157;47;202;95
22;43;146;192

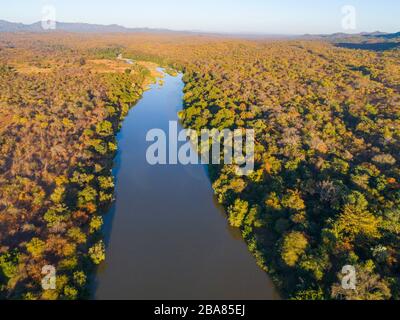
64;286;79;300
0;251;20;280
26;238;46;258
227;199;249;228
50;186;65;203
98;176;114;190
89;241;106;265
281;231;308;267
281;190;306;211
89;216;104;234
67;227;87;244
44;205;70;228
334;193;381;242
73;271;87;288
96;120;114;137
291;288;325;300
78;186;98;207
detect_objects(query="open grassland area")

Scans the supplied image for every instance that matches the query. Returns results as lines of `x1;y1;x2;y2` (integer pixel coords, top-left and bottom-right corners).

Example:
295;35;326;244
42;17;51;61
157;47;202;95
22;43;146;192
0;32;399;300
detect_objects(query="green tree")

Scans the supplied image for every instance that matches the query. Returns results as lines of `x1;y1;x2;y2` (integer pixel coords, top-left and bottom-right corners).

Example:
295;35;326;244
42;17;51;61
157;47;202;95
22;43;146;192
281;231;308;267
78;186;98;207
227;199;249;228
0;250;20;279
73;271;87;288
26;238;46;258
89;241;106;265
96;120;114;137
89;216;104;234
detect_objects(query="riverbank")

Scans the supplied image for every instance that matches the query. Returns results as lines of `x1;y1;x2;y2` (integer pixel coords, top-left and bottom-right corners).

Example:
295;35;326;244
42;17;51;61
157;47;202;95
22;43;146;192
85;60;161;298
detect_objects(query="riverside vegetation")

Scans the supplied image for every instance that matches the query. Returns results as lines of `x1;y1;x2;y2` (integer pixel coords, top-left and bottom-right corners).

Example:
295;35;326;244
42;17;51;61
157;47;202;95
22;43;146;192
0;34;154;299
0;32;399;300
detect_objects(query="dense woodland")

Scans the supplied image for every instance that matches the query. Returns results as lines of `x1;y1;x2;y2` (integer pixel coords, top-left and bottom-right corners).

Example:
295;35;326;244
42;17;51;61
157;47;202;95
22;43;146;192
176;41;400;300
0;33;399;299
0;34;152;299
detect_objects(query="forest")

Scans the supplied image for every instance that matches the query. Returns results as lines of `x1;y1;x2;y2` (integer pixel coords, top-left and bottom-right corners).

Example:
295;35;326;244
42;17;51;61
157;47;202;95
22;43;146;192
0;32;399;300
175;41;400;300
0;34;153;299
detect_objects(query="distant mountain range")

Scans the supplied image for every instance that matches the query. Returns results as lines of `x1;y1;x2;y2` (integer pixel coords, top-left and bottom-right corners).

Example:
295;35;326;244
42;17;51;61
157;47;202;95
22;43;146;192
301;31;400;41
0;19;178;33
0;19;399;42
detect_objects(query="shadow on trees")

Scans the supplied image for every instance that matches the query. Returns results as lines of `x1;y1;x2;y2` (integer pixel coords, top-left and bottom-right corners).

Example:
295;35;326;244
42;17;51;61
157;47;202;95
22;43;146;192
336;42;400;52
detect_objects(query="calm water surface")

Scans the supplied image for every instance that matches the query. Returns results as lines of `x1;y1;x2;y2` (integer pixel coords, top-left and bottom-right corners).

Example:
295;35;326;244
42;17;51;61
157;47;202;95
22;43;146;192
94;70;279;300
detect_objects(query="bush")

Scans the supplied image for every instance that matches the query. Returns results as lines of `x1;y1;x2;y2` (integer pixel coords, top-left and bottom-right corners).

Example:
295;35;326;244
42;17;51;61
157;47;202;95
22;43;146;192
89;241;106;265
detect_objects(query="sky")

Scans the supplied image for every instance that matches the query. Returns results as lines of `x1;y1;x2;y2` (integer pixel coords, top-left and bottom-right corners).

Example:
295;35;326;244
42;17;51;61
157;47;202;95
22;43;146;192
1;0;399;35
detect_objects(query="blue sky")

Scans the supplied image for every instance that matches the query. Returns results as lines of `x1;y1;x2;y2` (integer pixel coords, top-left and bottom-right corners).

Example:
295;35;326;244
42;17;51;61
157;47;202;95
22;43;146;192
1;0;399;34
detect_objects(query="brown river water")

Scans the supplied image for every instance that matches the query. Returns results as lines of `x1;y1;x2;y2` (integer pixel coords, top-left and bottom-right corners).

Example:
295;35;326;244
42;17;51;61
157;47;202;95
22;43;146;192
93;69;279;300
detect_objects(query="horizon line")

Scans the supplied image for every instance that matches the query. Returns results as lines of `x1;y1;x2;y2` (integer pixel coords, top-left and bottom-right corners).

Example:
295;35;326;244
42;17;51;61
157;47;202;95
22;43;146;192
1;18;398;37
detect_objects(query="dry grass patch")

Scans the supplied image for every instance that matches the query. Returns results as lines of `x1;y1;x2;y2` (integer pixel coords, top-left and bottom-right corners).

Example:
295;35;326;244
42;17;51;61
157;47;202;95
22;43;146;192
11;63;53;75
86;59;130;73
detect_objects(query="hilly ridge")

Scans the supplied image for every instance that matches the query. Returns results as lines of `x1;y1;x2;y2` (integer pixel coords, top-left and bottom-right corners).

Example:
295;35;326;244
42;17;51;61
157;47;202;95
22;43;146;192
0;19;176;34
1;19;399;42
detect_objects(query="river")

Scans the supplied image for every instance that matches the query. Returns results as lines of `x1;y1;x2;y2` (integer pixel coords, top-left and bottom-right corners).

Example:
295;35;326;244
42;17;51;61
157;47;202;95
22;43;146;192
93;69;279;300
